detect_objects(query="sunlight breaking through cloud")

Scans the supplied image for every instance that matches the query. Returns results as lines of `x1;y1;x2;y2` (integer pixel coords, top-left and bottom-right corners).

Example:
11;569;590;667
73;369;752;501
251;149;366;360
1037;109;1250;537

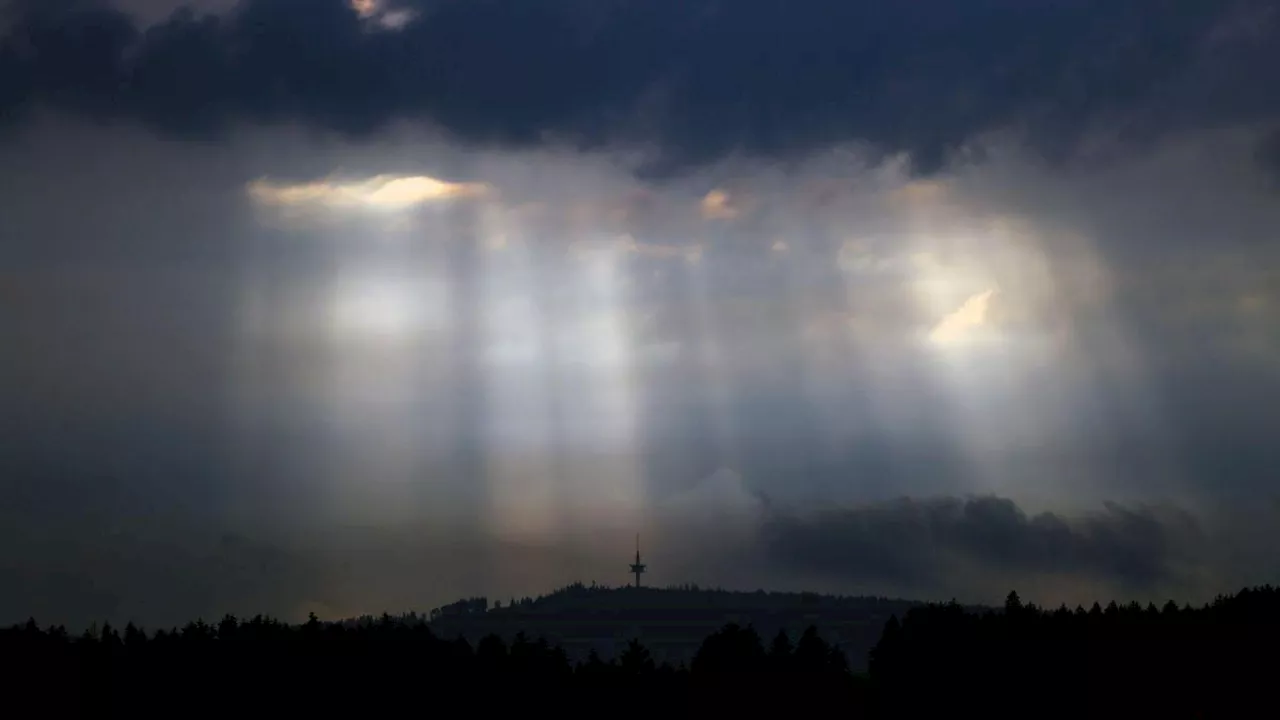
247;174;490;213
700;189;739;220
930;289;998;346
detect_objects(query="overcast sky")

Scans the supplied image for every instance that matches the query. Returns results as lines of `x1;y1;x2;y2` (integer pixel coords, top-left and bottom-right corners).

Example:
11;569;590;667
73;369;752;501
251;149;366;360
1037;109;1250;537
3;0;1280;629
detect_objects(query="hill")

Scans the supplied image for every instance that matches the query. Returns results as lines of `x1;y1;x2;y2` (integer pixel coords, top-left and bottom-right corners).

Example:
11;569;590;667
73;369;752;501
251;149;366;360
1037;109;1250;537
359;583;939;670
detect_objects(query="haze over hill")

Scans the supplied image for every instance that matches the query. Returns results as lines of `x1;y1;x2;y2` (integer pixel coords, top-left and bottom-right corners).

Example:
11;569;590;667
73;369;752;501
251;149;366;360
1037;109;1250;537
349;583;934;670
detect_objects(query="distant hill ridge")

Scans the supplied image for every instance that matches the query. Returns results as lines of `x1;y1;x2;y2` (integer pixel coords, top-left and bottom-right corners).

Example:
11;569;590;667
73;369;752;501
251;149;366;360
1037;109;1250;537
334;583;954;670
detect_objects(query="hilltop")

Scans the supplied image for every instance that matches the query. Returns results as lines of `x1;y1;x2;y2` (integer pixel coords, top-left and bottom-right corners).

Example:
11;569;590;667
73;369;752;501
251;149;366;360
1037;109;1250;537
342;583;937;670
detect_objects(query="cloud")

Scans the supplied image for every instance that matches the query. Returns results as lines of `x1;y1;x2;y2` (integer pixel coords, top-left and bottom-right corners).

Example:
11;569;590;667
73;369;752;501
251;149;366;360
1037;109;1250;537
659;467;768;526
1257;126;1280;184
2;0;1277;174
349;0;417;31
247;173;489;212
623;238;703;264
0;505;326;630
760;496;1204;600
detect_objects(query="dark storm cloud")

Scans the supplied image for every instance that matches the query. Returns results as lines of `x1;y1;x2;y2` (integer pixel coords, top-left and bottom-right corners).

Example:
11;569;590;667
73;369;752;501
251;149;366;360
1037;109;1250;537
761;496;1201;594
3;0;1277;173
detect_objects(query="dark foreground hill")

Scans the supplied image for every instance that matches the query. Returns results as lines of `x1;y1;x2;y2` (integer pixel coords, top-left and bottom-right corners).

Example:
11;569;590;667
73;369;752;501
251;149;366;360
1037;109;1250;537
414;583;927;670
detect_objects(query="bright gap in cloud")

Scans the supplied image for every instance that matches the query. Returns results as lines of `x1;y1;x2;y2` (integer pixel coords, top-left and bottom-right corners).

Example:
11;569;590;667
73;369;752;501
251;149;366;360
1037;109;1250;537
929;288;998;347
701;189;739;220
247;174;489;213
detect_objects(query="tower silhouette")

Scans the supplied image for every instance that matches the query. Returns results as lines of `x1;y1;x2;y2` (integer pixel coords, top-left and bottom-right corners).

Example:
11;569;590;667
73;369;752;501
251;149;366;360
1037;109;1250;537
629;534;647;588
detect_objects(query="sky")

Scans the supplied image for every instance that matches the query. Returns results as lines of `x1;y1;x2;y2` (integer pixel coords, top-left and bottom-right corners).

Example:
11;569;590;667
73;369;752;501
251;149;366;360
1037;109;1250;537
3;0;1280;629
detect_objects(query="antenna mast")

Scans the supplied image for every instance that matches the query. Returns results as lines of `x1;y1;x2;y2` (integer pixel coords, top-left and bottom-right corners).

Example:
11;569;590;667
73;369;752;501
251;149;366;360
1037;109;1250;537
629;534;647;588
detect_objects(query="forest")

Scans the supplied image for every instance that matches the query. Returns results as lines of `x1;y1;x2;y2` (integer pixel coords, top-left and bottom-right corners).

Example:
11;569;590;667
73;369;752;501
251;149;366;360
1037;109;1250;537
2;585;1277;718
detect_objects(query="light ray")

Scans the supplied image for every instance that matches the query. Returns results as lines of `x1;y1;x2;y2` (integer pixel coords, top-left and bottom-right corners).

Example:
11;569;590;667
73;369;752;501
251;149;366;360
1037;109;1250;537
228;173;485;535
891;179;1181;506
555;231;646;528
475;204;563;542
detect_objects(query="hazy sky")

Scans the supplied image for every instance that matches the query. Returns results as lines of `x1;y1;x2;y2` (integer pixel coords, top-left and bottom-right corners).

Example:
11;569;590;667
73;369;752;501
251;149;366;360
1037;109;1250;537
3;0;1280;629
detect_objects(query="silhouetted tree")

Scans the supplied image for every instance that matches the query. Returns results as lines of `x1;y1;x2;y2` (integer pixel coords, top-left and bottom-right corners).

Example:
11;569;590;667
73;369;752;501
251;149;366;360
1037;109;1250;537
620;638;655;675
768;628;793;668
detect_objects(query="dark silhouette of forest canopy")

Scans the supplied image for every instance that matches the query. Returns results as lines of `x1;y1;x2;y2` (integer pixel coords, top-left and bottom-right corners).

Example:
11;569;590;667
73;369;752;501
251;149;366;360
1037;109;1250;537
2;585;1278;718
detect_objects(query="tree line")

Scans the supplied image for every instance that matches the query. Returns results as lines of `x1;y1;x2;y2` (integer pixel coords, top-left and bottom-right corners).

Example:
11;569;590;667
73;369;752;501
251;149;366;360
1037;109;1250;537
2;585;1276;718
871;585;1280;718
